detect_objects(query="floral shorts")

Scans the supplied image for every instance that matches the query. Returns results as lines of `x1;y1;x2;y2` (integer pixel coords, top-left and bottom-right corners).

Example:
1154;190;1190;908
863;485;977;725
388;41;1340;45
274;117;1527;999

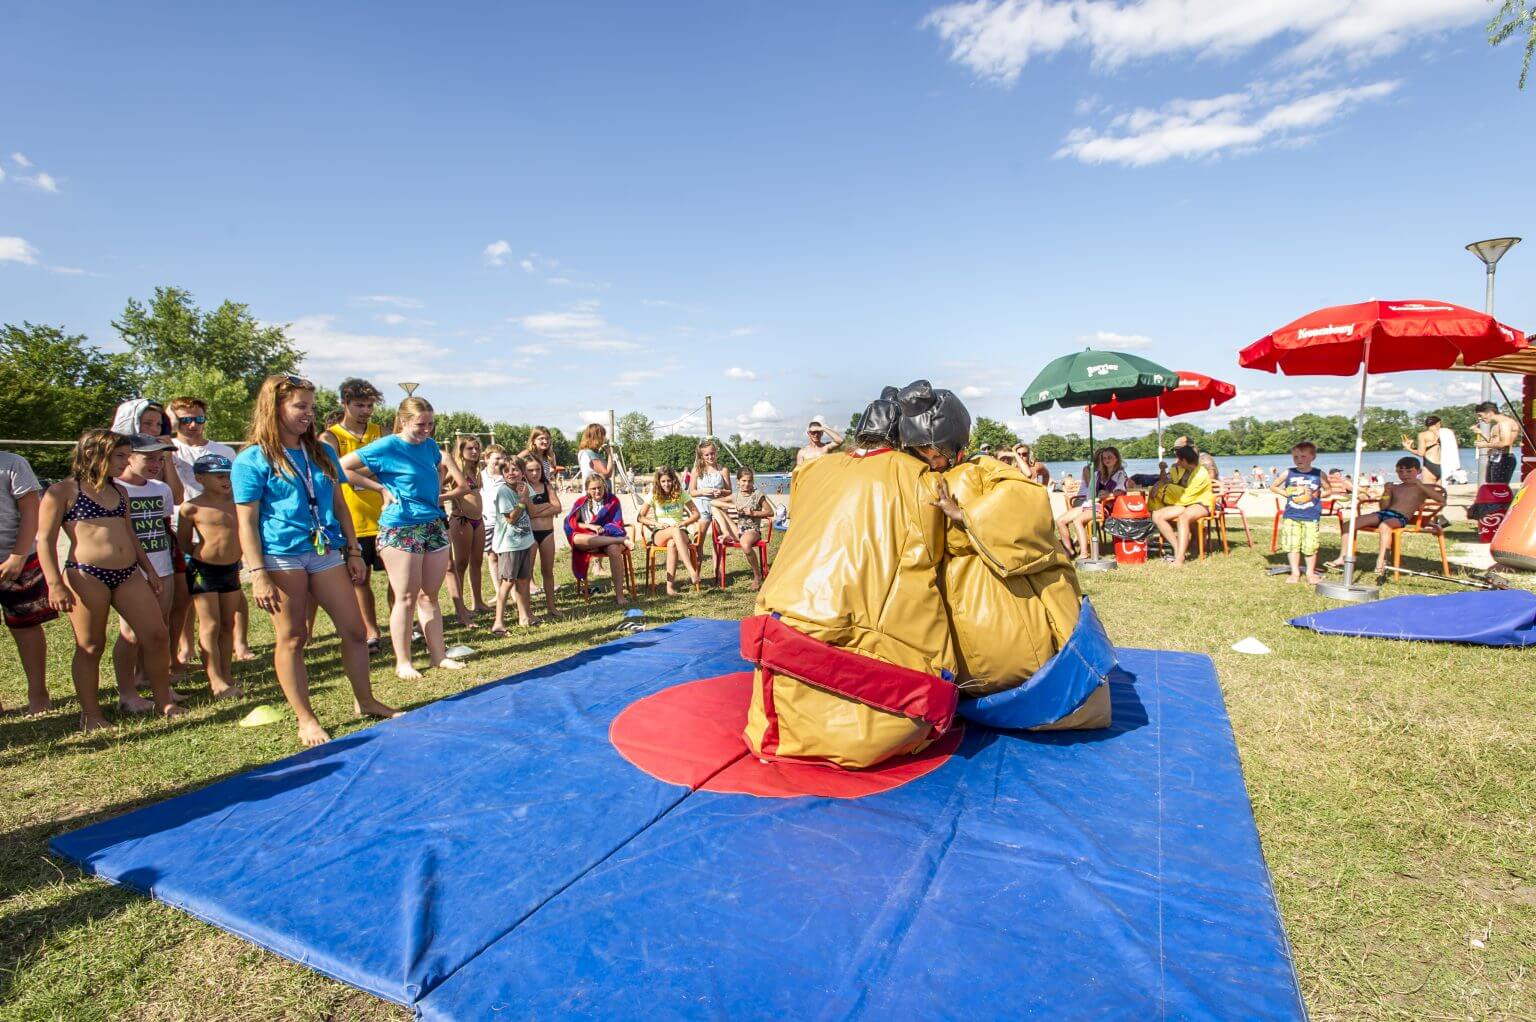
379;517;450;554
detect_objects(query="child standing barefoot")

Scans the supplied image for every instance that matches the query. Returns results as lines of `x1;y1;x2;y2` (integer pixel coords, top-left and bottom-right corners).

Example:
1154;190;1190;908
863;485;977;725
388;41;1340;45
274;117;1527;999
37;430;185;731
490;459;536;633
112;433;182;710
177;454;245;699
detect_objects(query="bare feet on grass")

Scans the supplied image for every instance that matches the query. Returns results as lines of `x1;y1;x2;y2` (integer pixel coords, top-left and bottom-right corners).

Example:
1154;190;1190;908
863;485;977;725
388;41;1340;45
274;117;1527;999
234;646;257;662
354;698;402;720
432;657;467;671
118;693;155;714
80;712;113;733
1286;574;1300;584
28;696;52;715
160;703;188;719
210;683;244;700
396;664;424;681
1306;573;1323;584
297;719;331;747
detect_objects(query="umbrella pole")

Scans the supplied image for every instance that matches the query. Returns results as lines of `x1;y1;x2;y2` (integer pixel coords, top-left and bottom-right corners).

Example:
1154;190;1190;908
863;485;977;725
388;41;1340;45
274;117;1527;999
1156;407;1164;463
1077;408;1115;571
1317;337;1378;602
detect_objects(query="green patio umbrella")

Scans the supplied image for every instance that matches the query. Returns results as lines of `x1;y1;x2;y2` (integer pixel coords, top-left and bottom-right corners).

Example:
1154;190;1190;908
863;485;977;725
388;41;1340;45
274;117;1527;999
1021;349;1177;569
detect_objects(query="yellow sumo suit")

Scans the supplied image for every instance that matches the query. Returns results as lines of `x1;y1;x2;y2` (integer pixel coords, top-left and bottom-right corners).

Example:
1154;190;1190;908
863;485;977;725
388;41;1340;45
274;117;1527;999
941;457;1112;730
742;446;958;769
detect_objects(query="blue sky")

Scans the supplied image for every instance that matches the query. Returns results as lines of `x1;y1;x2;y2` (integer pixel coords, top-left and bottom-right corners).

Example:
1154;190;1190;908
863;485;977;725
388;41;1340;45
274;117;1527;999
2;1;1532;444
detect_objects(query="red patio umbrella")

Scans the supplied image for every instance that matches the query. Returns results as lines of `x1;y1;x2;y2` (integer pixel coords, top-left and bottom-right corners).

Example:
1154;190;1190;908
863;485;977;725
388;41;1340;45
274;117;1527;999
1238;299;1526;599
1089;370;1237;459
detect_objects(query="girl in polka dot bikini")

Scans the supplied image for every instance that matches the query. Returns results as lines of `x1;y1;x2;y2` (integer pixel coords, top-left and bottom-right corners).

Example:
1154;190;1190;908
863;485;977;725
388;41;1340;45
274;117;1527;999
36;429;186;731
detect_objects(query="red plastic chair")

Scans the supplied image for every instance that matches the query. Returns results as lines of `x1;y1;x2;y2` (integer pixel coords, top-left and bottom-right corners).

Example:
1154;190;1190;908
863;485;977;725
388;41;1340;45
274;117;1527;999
714;518;774;588
1391;499;1450;578
1218;485;1253;548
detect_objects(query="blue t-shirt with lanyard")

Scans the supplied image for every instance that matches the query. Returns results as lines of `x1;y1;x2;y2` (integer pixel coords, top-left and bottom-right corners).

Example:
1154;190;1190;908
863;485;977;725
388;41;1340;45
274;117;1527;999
232;443;347;556
1279;467;1323;522
358;433;445;528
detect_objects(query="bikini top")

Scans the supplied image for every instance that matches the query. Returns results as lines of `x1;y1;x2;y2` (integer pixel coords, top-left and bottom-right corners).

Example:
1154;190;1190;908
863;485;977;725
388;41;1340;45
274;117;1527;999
64;481;127;522
529;482;550;505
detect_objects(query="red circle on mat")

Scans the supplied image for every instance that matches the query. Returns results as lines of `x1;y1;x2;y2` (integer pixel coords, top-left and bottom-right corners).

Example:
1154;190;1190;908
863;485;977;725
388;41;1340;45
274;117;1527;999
609;672;962;799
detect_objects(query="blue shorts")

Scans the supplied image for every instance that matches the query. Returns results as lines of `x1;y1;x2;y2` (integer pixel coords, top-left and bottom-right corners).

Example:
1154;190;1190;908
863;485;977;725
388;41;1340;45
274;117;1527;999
263;549;345;575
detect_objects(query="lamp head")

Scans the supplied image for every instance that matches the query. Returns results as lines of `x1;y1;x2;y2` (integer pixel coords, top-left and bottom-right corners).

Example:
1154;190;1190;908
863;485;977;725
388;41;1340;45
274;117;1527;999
1466;237;1521;267
399;382;420;397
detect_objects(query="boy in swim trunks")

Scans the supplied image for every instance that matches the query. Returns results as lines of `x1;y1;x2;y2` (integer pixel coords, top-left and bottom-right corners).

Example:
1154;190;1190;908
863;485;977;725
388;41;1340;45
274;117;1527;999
176;454;244;698
1327;457;1446;581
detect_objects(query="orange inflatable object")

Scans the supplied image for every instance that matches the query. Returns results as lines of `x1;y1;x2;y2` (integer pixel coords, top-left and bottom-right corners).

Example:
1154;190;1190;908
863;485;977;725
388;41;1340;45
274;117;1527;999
1491;482;1536;571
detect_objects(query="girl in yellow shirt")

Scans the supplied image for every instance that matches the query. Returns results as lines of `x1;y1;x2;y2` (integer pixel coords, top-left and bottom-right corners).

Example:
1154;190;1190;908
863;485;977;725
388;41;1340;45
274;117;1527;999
1150;445;1214;567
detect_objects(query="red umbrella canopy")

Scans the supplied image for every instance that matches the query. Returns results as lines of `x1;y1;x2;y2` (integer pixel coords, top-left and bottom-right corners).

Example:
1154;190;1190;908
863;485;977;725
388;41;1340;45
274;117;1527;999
1239;299;1526;376
1089;370;1236;421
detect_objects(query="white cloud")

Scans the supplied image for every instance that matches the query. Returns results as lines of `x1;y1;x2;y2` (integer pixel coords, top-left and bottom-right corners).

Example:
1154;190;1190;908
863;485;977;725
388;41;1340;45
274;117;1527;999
0;237;40;265
960;385;991;398
516;343;551;355
725;367;757;380
483;239;512;267
1057;79;1399;165
728;326;758;337
746;400;781;421
11;153;32;168
514;302;642;352
577;409;610;428
26;171;58;193
48;265;89;276
0;166;5;184
357;294;424;309
924;0;1485;82
519;258;535;273
1080;329;1153;348
284;314;529;390
376;312;407;326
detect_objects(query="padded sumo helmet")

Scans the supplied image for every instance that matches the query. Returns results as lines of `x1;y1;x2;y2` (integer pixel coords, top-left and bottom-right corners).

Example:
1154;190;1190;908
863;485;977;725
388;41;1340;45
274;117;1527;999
853;387;902;448
894;379;972;462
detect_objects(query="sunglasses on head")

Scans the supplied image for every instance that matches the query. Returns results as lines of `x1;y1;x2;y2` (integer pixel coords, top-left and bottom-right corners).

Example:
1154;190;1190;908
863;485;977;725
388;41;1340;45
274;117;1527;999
285;375;314;389
178;415;206;425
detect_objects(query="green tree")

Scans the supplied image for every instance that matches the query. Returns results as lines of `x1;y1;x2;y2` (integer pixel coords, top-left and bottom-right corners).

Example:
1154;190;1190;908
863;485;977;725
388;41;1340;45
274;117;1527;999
115;287;299;402
616;412;655;447
652;433;700;471
0;322;137;477
970;417;1020;452
435;410;491;442
1490;0;1536;88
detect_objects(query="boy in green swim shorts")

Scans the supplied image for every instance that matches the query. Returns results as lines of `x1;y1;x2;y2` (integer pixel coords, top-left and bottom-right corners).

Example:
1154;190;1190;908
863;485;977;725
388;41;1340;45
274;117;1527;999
1271;441;1323;584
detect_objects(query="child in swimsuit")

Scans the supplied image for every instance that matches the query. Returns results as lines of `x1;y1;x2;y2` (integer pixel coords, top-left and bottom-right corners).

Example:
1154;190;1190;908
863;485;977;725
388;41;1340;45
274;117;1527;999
521;455;563;617
177;454;244;699
36;429;185;731
446;435;488;625
1327;456;1446;580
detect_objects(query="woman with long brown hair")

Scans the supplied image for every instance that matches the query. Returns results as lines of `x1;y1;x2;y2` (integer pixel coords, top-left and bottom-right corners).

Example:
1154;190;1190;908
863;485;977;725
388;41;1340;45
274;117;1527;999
37;429;184;731
340;396;472;680
521;454;563;616
232;375;400;747
444;435;488;626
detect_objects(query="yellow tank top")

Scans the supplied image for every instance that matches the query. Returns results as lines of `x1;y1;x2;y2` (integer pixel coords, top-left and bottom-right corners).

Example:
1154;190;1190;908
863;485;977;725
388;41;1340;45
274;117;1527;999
327;422;383;536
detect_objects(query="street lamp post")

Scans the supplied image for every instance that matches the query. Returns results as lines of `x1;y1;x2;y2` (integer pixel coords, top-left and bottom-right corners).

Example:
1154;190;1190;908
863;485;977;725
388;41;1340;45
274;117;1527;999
399;382;420;398
1466;237;1521;483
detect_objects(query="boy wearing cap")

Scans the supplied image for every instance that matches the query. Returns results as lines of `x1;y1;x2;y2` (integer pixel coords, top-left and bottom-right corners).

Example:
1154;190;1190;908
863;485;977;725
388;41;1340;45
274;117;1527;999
168;395;253;663
795;417;844;468
113;432;184;710
177;454;244;698
0;449;56;714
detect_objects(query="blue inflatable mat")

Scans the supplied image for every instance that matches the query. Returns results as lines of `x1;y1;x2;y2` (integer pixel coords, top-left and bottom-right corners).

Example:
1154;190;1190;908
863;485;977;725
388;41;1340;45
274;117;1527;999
1290;589;1536;647
51;619;1305;1021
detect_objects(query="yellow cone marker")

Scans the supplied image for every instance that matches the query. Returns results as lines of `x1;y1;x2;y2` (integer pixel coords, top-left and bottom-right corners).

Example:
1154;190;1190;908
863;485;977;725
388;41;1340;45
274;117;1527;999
239;704;286;727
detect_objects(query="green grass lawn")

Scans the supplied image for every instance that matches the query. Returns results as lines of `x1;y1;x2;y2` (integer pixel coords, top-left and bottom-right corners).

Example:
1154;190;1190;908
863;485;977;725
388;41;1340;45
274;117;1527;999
2;527;1533;1021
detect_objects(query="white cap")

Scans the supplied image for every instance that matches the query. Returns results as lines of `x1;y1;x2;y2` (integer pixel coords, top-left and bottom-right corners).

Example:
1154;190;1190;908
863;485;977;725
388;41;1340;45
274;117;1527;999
807;417;825;429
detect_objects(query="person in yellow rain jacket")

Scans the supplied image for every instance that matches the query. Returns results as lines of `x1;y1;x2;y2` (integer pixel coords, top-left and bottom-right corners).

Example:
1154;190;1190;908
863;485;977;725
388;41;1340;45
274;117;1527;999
932;456;1112;731
1149;444;1214;567
741;385;962;769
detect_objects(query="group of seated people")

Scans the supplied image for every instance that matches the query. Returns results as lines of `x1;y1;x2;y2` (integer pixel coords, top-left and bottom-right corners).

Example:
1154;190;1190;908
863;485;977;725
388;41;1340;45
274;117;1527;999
1054;443;1220;567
